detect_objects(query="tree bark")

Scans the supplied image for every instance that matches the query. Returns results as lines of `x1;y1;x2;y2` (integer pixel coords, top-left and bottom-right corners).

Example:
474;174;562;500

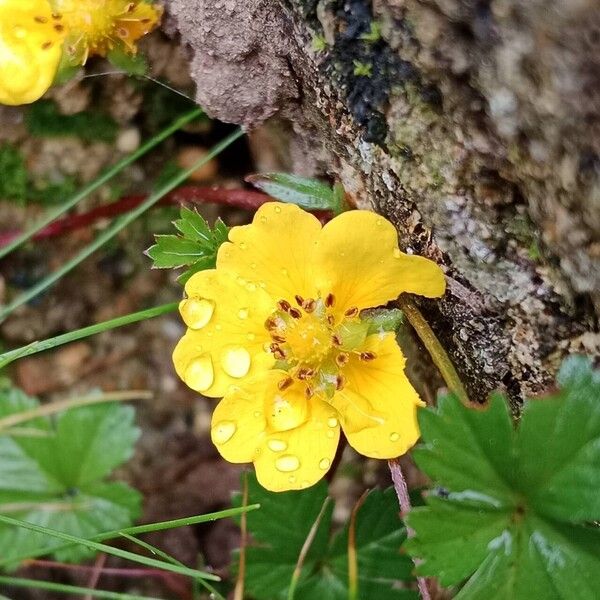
165;0;599;403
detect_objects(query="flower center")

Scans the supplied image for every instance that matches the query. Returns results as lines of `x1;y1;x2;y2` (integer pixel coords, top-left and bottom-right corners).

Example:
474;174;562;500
264;294;374;398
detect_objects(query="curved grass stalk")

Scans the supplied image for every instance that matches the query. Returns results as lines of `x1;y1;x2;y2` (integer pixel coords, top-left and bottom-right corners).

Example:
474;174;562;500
0;302;178;369
0;128;243;323
0;107;202;260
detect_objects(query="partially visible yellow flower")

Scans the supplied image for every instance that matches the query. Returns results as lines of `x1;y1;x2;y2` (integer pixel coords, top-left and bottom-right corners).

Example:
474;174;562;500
173;203;446;492
0;0;65;105
52;0;163;65
0;0;162;106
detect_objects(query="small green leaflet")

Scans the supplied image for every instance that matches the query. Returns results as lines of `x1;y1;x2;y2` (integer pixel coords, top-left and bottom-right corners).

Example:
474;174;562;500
233;473;416;600
247;173;347;215
146;206;229;284
0;387;141;566
405;356;600;600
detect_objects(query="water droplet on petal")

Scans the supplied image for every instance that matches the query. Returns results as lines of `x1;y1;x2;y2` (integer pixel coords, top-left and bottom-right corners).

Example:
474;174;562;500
390;432;400;442
184;355;214;392
327;417;338;428
253;411;262;418
215;324;222;331
247;332;256;341
238;308;249;319
240;241;247;249
326;430;335;439
376;218;384;226
319;458;331;470
212;421;236;444
281;268;289;276
274;206;282;213
250;262;257;269
275;454;300;472
222;347;251;378
268;439;288;452
180;298;214;330
246;282;257;292
259;215;268;224
288;475;297;483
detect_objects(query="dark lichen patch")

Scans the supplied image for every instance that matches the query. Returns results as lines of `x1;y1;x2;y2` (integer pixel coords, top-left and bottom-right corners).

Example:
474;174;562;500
323;0;440;146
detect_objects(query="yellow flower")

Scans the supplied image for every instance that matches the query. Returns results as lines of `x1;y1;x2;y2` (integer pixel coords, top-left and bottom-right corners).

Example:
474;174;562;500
0;0;65;105
173;203;446;492
51;0;163;65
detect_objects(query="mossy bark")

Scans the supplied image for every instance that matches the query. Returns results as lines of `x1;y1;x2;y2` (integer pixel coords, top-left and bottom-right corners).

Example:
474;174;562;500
165;0;599;403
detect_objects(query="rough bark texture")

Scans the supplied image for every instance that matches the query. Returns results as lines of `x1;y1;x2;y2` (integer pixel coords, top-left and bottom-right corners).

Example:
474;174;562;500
165;0;599;403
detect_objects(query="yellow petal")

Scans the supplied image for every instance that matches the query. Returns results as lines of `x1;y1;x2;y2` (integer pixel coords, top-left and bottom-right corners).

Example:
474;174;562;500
332;333;424;458
0;0;65;105
173;269;276;397
314;211;445;315
217;202;322;303
211;371;340;492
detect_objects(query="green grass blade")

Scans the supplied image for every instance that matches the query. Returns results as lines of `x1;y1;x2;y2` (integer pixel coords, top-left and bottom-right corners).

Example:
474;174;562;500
0;504;260;568
0;576;160;600
0;576;159;600
0;514;219;581
0;302;178;368
0;107;202;261
0;127;243;323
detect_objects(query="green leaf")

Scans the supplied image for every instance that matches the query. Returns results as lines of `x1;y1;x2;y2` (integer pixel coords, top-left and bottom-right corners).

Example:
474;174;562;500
405;356;600;599
362;308;404;335
107;48;149;76
0;388;141;565
247;173;347;214
146;207;229;283
25;101;119;144
234;474;415;600
0;144;28;204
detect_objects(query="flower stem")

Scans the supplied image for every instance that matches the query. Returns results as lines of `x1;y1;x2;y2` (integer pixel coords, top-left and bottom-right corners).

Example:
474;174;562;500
398;295;469;405
0;128;243;323
388;459;431;600
348;490;368;600
233;473;249;600
0;302;178;369
0;107;203;260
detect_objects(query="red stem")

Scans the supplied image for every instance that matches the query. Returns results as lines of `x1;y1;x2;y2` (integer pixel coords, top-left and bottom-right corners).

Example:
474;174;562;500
0;186;333;248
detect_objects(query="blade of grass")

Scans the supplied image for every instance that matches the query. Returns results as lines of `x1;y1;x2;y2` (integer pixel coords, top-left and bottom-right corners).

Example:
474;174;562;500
0;107;202;260
0;504;260;568
0;390;152;431
233;472;249;600
120;534;226;600
347;491;368;600
0;576;160;600
0;128;243;323
0;514;219;581
0;302;178;369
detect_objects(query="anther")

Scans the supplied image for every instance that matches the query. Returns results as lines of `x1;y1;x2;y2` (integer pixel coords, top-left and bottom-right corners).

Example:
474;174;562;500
327;315;335;326
54;24;64;31
52;13;62;19
332;334;342;346
294;294;304;306
265;317;278;330
297;368;315;380
34;15;48;23
302;299;316;313
269;342;281;353
273;348;287;360
335;352;350;367
277;299;292;312
335;374;346;391
360;351;377;361
289;308;302;319
278;377;293;391
271;334;286;343
325;293;336;308
41;41;53;49
305;386;314;399
344;306;359;318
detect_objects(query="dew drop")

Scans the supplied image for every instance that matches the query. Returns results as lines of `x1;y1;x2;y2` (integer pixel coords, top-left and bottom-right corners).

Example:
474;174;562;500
319;458;331;470
390;432;400;442
180;298;214;330
376;218;384;226
268;439;288;452
259;215;268;224
238;308;249;319
275;454;300;472
288;475;297;484
215;324;222;331
222;347;251;378
247;332;256;341
326;430;335;439
246;282;257;292
240;241;247;250
212;421;236;444
281;268;289;276
184;355;214;392
274;206;282;213
253;410;262;418
327;417;338;428
250;262;257;269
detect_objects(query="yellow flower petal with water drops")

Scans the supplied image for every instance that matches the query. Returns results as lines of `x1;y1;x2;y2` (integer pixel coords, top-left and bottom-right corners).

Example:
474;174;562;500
210;371;340;492
172;269;276;397
332;333;424;458
314;210;446;317
0;0;65;105
217;202;322;303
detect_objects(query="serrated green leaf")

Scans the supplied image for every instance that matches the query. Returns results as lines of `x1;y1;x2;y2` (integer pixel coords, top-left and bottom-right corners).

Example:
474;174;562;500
0;388;141;565
247;173;346;213
235;474;415;600
146;207;229;282
405;357;600;600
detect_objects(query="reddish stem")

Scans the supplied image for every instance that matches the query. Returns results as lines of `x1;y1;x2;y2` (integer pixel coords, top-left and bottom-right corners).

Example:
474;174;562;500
0;186;333;248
